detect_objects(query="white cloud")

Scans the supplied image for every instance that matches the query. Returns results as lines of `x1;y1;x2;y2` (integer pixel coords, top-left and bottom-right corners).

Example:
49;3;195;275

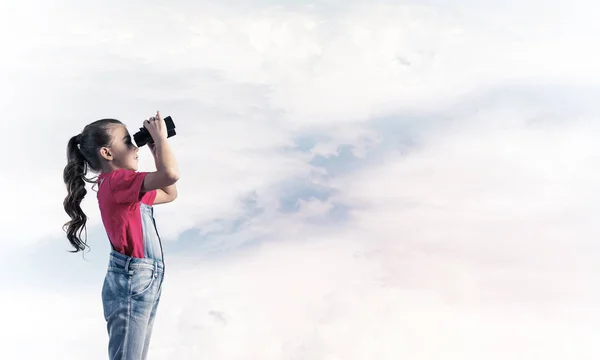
151;95;600;358
3;0;600;245
2;1;600;359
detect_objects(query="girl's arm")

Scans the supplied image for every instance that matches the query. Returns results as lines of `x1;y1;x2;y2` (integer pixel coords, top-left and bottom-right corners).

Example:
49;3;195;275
154;184;177;204
147;139;178;205
141;111;180;198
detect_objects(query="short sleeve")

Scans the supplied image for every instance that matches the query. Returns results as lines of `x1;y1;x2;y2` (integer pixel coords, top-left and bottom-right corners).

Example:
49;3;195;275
110;169;149;204
140;188;157;206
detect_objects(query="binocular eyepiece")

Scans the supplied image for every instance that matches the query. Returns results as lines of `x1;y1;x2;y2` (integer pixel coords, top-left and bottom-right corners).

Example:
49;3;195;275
133;116;177;147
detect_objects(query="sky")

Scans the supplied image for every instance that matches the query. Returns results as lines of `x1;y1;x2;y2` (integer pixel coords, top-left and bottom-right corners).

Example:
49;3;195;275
1;0;600;359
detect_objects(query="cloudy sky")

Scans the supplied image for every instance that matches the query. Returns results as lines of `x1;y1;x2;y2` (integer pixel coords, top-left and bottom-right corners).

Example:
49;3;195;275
1;0;600;359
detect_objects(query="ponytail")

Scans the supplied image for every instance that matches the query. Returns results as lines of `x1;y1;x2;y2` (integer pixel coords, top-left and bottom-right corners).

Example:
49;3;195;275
62;118;123;253
62;134;90;252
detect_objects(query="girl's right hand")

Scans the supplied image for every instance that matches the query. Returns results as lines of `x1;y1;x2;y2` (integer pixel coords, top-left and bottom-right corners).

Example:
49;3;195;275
143;111;168;142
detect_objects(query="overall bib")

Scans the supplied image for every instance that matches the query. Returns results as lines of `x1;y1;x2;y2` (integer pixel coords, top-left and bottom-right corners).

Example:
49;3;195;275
101;202;165;360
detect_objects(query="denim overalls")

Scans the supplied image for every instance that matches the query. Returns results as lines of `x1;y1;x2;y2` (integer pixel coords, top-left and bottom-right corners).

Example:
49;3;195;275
101;202;165;360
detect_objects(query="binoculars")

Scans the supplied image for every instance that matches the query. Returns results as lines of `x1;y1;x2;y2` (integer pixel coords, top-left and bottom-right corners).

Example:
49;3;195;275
133;116;177;147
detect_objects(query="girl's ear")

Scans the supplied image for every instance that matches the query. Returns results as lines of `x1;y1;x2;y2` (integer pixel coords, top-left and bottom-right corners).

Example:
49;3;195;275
99;147;113;161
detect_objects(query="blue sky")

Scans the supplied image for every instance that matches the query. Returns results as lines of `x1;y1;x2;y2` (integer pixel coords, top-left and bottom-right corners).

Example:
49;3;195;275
2;1;600;359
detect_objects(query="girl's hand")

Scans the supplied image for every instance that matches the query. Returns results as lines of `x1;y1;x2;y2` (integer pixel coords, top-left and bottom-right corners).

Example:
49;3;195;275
143;110;168;141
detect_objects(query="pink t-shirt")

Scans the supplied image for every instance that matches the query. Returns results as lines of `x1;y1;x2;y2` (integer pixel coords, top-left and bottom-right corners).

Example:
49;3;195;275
96;169;157;258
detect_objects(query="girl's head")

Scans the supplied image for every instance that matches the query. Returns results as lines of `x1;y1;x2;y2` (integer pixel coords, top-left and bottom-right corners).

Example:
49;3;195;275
63;119;140;252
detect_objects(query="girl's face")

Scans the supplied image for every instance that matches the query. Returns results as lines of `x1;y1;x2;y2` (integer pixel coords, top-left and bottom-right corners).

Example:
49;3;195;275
106;124;139;171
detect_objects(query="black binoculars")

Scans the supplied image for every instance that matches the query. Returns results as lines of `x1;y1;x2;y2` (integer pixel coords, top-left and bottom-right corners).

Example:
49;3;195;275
133;116;177;147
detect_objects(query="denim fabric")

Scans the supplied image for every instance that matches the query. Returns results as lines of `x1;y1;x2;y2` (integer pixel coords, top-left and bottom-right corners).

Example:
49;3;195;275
101;203;165;360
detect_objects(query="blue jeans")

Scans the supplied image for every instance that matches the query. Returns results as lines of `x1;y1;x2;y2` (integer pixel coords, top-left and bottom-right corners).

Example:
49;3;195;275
101;250;164;359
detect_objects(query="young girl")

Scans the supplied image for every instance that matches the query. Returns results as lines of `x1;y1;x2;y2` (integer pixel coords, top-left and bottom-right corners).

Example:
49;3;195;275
62;111;179;359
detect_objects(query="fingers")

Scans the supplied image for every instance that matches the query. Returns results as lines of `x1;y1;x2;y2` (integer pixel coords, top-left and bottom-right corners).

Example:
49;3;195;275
142;111;164;131
146;111;161;122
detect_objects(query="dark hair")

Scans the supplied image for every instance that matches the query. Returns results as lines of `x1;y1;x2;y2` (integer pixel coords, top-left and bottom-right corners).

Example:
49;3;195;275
63;119;123;253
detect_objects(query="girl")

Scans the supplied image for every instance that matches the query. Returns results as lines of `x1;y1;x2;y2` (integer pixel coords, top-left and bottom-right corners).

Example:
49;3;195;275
62;111;179;359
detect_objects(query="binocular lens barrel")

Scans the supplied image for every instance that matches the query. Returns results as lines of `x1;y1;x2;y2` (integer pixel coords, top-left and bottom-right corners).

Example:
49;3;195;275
133;116;176;147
